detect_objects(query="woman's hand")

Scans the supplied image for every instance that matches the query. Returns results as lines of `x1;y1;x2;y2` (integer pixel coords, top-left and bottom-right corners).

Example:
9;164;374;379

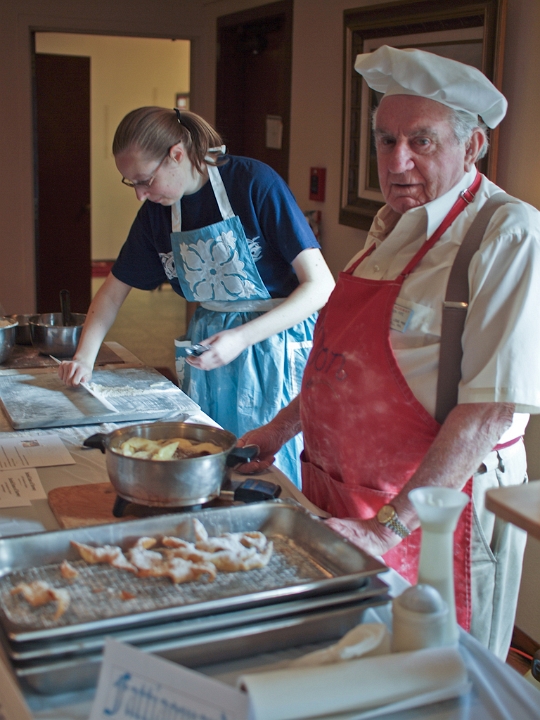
186;327;248;370
56;273;132;387
325;516;401;557
57;358;93;387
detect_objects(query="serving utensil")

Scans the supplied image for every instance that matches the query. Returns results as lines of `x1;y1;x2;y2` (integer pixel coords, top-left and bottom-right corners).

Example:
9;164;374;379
59;289;73;326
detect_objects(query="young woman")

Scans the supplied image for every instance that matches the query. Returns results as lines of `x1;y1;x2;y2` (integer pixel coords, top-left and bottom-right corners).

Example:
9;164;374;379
58;107;334;487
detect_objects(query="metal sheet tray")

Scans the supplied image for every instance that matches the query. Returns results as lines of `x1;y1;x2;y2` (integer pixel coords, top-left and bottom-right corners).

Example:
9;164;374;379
13;593;390;695
6;578;388;661
0;502;387;642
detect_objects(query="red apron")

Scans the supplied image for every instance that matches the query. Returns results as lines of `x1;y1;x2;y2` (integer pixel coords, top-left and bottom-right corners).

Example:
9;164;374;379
300;173;482;631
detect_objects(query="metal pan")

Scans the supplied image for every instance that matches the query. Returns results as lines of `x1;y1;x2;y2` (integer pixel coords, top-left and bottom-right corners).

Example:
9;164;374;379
13;593;390;695
6;579;389;662
0;502;387;643
83;422;258;508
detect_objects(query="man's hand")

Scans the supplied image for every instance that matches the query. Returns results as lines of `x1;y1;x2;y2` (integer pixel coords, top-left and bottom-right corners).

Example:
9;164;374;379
325;516;402;557
235;397;303;473
234;425;283;473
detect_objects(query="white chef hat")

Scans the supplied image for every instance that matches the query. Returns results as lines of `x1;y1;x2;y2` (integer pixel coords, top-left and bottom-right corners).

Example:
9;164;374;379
354;45;507;129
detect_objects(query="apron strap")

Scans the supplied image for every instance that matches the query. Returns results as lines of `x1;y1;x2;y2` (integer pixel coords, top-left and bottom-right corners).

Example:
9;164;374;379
171;163;235;232
346;172;482;277
435;192;519;424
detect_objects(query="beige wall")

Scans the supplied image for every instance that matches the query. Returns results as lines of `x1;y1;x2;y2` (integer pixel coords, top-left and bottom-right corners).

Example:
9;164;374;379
0;0;539;640
35;33;190;260
496;0;540;644
288;0;376;275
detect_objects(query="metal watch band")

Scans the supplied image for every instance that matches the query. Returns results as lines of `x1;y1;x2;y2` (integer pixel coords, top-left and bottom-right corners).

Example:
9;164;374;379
386;514;410;539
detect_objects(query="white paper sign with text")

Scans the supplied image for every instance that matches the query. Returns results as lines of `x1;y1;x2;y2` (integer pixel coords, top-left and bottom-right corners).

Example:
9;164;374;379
0;435;74;470
89;639;249;720
0;468;46;508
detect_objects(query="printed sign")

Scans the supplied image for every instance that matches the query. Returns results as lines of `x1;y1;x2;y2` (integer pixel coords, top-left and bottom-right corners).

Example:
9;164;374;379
90;639;249;720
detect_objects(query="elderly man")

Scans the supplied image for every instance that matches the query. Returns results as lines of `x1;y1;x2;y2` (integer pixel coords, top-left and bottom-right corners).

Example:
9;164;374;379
238;46;540;659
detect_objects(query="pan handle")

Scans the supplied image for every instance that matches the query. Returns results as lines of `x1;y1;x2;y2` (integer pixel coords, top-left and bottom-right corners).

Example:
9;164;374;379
83;433;108;453
226;444;259;467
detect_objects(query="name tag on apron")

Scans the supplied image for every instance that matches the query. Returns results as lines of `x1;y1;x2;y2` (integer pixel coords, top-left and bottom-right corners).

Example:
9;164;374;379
390;303;413;332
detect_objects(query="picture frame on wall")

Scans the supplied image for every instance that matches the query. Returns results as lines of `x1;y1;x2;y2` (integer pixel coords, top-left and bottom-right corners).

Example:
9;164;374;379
339;0;507;230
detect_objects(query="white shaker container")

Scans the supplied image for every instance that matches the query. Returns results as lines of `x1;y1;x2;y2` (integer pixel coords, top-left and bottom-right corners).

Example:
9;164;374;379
392;584;449;653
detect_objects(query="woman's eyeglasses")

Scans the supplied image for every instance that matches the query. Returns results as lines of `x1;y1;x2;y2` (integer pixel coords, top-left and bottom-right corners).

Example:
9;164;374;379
121;150;169;188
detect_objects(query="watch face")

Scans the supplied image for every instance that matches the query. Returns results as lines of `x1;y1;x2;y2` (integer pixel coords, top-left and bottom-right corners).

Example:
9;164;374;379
377;505;395;524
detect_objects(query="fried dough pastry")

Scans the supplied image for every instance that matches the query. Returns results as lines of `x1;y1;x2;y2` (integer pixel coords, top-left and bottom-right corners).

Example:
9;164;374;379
71;541;136;572
60;560;79;580
190;518;270;553
164;543;273;572
11;580;70;620
68;520;271;587
116;436;223;460
127;546;216;583
162;519;273;573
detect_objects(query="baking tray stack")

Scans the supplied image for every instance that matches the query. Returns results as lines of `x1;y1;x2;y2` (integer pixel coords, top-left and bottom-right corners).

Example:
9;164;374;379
0;501;390;694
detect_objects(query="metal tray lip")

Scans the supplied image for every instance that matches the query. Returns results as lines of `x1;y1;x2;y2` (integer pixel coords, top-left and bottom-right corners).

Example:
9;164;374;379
6;578;390;661
0;502;388;643
13;595;391;680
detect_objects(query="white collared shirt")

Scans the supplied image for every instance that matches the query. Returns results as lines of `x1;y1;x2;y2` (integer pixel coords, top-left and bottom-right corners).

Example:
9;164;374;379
345;169;540;441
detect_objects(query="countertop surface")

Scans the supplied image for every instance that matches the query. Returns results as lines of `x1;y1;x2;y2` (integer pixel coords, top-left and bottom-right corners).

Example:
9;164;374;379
486;480;540;541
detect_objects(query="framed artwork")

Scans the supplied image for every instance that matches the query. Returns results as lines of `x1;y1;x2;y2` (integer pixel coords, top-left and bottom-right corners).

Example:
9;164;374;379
339;0;507;230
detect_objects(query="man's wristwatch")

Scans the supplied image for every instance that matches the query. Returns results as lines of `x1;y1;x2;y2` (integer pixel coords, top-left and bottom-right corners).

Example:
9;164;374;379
376;504;410;539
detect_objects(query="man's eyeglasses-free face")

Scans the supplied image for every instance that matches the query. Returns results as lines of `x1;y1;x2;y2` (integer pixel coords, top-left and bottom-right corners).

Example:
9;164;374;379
121;150;170;188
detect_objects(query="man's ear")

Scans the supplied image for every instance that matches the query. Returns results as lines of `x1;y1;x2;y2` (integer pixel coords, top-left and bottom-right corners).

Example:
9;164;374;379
169;142;185;164
464;128;486;171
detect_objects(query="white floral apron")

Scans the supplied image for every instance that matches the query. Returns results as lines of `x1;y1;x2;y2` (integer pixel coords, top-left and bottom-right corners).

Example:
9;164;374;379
170;164;314;488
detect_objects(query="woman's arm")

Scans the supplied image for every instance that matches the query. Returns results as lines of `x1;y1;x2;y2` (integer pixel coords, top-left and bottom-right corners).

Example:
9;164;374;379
57;273;132;386
188;248;335;370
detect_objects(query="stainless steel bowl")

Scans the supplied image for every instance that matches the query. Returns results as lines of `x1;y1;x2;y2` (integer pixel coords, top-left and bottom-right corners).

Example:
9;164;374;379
7;314;33;345
29;312;86;357
84;422;256;508
0;317;18;363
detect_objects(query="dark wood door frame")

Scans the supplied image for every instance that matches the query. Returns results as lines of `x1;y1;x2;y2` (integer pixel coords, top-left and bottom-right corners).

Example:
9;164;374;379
216;0;293;182
33;52;91;314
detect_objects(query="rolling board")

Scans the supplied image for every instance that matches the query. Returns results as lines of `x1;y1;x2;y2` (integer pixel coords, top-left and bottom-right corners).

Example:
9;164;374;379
0;366;199;430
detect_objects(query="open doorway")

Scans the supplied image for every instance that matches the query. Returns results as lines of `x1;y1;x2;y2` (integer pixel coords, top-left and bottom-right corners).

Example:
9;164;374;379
35;33;190;368
33;33;190;313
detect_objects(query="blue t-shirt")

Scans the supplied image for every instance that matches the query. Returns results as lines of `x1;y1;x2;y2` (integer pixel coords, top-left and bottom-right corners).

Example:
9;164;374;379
112;156;319;298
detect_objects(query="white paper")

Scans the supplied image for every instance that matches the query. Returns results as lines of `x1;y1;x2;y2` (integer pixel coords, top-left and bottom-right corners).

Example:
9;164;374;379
0;468;46;508
0;434;74;470
239;646;469;720
266;115;283;149
90;639;249;720
0;472;31;507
